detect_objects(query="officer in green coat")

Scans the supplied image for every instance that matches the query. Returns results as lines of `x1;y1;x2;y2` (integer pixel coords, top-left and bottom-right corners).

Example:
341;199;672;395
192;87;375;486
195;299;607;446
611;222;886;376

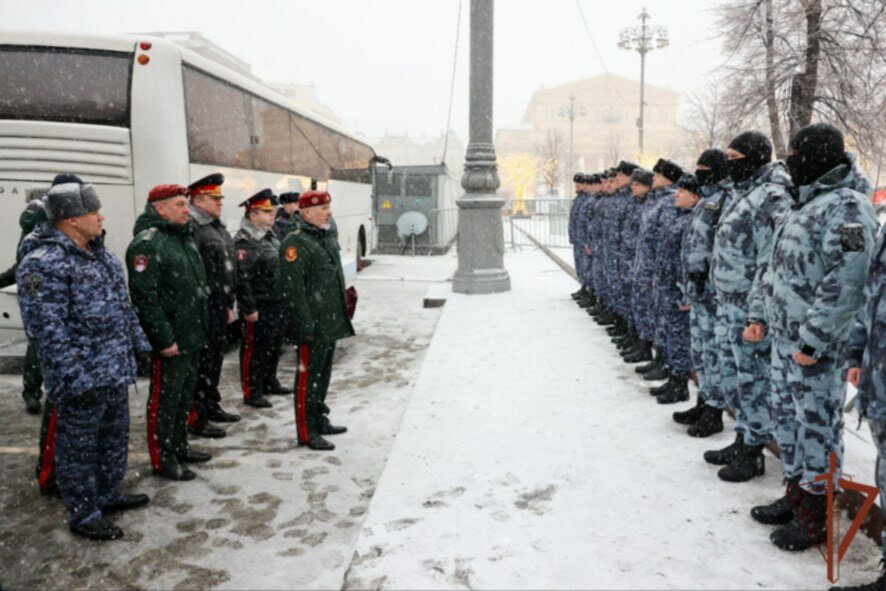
281;190;353;451
126;184;209;481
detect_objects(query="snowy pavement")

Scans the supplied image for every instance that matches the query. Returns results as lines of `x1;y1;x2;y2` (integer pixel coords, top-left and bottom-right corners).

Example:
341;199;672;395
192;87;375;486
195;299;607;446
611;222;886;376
343;247;882;590
0;246;882;590
0;253;453;590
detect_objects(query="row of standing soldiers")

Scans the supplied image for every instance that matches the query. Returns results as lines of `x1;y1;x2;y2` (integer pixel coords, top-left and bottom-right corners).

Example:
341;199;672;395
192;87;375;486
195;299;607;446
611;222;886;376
11;172;354;541
568;124;886;589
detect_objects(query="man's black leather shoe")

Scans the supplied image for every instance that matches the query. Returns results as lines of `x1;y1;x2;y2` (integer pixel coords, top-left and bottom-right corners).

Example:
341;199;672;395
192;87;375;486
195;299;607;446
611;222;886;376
207;406;241;423
188;423;226;438
266;381;294;395
70;517;123;541
320;424;347;436
153;464;197;481
304;436;335;451
244;396;272;409
178;449;212;463
102;493;150;516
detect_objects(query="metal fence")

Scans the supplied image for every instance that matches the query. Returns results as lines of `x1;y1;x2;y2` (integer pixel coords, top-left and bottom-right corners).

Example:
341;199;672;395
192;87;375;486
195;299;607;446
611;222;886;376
377;198;573;256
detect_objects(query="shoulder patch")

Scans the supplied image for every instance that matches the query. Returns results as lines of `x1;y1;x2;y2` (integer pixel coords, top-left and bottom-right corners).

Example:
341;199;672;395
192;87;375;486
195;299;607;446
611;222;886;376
284;245;298;263
140;227;158;241
133;254;149;273
840;223;865;252
704;202;719;211
23;274;42;296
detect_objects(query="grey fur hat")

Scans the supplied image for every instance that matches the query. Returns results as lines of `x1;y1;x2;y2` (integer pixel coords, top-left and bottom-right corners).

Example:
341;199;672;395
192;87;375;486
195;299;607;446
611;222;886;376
44;182;101;222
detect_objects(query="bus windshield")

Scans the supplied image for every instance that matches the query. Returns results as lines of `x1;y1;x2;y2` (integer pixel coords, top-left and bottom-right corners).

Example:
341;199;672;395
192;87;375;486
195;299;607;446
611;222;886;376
0;46;132;127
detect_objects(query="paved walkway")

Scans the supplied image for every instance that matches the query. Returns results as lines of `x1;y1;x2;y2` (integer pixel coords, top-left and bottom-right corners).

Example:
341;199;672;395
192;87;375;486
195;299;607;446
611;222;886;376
343;247;880;590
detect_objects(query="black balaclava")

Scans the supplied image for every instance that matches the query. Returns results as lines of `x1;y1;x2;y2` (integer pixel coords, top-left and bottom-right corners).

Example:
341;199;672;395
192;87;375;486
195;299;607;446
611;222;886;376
695;149;728;187
786;123;845;187
727;131;772;184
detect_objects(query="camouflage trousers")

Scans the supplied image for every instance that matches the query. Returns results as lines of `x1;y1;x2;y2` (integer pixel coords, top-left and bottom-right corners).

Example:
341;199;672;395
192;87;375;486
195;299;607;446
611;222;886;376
691;292;728;409
632;275;655;342
714;297;772;446
22;342;43;404
56;385;129;526
867;419;886;558
770;337;846;494
592;255;608;306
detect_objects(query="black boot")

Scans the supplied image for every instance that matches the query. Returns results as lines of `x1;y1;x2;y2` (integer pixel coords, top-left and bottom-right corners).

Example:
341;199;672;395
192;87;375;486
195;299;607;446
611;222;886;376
207;404;241;423
751;478;801;526
266;379;294;395
643;363;670;381
687;406;724;438
658;375;690;404
673;397;705;425
829;562;886;591
571;289;584;300
597;310;616;326
624;341;653;363
178;448;212;463
704;433;744;465
23;394;42;415
718;443;765;482
244;395;273;409
70;517;124;541
303;435;335;451
636;351;661;374
770;489;828;551
152;464;196;481
650;377;674;397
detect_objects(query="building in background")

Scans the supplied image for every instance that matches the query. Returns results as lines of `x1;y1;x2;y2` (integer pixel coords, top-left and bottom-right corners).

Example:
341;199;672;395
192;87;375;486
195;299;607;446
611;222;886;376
495;74;681;199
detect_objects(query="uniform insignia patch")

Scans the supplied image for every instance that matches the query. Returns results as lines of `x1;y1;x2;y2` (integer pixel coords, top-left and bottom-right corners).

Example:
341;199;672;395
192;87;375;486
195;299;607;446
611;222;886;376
704;202;719;211
23;274;42;296
134;255;149;273
840;223;865;252
236;249;248;262
285;246;298;262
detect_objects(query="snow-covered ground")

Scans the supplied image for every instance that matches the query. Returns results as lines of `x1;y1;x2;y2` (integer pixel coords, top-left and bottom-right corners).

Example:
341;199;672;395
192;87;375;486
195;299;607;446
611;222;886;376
0;252;454;590
0;245;882;590
343;247;882;590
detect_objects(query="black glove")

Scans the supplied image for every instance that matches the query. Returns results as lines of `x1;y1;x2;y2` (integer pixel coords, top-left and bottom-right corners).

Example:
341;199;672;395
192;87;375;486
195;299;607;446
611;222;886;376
66;389;98;410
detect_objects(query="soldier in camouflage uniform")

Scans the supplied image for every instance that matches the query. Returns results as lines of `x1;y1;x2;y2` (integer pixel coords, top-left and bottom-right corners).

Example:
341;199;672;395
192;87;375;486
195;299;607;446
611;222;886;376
748;124;879;552
649;174;699;404
17;181;151;540
578;174;604;311
235;189;290;409
835;224;886;591
673;150;734;437
632;159;683;378
603;162;639;340
127;184;210;481
569;174;591;303
281;191;354;451
187;173;240;439
706;131;792;482
589;171;616;324
616;168;654;360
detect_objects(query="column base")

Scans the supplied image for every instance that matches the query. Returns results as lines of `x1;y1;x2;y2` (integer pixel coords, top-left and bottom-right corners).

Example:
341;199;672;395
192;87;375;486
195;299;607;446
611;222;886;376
452;268;511;295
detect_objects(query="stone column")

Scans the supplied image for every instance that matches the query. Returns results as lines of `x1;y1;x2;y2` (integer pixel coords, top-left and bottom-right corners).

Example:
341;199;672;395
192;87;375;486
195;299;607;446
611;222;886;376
452;0;511;295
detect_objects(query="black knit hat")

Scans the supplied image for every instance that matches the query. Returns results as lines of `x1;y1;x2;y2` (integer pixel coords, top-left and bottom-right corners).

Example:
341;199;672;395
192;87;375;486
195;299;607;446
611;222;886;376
44;182;101;222
728;131;772;165
653;158;684;183
616;161;640;176
675;173;701;195
279;191;301;205
631;168;654;187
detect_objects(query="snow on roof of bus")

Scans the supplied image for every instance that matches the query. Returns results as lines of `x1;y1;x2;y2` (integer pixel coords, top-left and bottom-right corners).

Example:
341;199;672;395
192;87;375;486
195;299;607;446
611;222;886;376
0;30;376;156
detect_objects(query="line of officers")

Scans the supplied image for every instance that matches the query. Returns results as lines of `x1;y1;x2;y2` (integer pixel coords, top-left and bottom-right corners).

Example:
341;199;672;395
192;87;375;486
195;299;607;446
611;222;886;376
8;172;355;542
569;123;886;588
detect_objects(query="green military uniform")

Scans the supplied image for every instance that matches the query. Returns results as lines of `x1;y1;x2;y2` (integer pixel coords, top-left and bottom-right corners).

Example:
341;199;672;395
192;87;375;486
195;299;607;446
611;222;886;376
280;217;354;446
126;203;207;476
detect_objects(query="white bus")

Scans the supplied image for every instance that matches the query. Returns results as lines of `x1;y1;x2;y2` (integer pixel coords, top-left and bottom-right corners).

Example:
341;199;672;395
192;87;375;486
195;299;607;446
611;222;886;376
0;32;380;329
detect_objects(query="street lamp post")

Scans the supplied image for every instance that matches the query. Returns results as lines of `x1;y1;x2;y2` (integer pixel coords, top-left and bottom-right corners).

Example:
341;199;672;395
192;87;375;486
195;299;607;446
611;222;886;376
452;0;511;295
618;7;669;154
558;94;587;177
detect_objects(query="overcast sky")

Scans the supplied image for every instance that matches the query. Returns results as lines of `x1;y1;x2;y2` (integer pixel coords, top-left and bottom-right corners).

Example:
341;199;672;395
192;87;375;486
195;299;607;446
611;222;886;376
3;0;726;141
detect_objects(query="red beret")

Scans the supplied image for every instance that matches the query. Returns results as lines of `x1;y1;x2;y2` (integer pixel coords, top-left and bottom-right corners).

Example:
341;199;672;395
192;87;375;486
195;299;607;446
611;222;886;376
298;190;331;209
148;184;189;203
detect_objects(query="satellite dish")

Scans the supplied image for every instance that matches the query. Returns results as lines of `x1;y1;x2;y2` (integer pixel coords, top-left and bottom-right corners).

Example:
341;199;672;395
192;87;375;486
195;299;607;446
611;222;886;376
396;211;428;238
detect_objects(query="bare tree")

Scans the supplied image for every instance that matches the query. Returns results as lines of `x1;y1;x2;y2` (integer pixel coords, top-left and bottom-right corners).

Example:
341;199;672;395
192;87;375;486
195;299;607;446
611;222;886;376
604;133;622;165
712;0;886;166
680;78;741;154
534;129;565;197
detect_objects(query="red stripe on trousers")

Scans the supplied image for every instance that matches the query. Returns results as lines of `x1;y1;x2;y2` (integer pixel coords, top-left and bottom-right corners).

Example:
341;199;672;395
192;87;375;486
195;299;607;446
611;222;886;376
241;321;255;401
147;356;163;473
37;407;57;491
295;344;310;443
187;405;198;429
